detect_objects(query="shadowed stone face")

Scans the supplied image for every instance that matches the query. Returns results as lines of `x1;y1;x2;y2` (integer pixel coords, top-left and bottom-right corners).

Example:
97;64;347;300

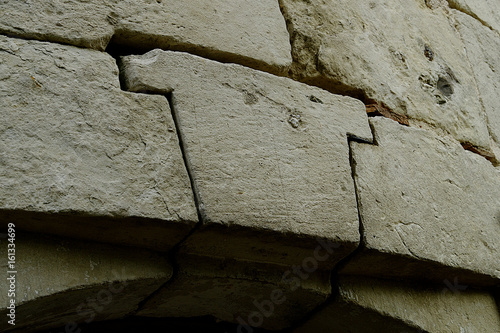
0;233;172;333
294;276;500;333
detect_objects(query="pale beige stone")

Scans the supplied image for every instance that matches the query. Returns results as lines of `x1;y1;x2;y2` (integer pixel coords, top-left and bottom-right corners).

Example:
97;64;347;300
280;0;491;150
0;36;197;251
453;10;500;148
121;49;372;268
294;276;500;333
343;117;500;285
0;0;291;73
120;49;371;328
449;0;500;33
0;233;171;332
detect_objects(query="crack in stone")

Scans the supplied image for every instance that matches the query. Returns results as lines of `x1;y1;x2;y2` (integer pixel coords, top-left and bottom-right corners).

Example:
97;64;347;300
395;226;424;260
447;0;496;32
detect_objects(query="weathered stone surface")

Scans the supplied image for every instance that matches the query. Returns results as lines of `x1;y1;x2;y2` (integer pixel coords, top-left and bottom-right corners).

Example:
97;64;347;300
138;254;331;330
343;117;500;285
449;0;500;33
0;233;171;332
0;0;291;73
120;49;371;329
294;276;500;333
0;35;197;251
453;10;500;150
280;0;491;151
121;49;372;268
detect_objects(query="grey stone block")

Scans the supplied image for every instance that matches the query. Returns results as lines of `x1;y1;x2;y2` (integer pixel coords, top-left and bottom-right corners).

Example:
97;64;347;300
0;36;197;251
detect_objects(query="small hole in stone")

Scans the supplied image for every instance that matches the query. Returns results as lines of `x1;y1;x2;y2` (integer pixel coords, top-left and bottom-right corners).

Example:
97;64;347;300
309;95;323;104
288;115;301;128
437;77;453;97
424;45;434;61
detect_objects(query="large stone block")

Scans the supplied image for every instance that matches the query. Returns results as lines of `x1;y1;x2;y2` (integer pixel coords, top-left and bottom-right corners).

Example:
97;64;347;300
280;0;491;151
0;36;197;251
120;49;372;328
343;117;500;285
137;254;331;330
0;233;171;332
294;276;500;333
453;10;500;150
0;0;291;74
121;49;372;269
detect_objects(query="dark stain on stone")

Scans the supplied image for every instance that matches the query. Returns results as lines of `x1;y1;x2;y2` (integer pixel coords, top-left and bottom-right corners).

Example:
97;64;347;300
309;95;323;104
437;77;454;97
243;91;258;105
461;142;499;165
424;45;434;61
365;101;409;126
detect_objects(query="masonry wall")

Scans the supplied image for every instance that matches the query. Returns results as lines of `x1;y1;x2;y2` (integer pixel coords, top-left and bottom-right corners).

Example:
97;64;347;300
0;0;499;332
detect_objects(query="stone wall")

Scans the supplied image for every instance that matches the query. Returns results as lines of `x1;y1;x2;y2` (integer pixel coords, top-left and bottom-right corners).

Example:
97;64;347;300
0;0;499;332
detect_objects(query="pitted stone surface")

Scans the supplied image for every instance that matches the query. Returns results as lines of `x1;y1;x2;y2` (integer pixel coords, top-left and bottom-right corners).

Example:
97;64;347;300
344;117;500;285
0;233;171;333
0;0;291;73
121;49;372;268
0;36;197;251
453;10;500;148
280;0;491;151
294;276;500;333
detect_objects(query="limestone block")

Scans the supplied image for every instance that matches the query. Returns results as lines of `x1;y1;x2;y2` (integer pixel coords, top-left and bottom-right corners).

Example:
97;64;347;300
0;0;291;73
121;49;371;329
0;35;197;251
137;254;331;330
343;117;500;285
449;0;500;33
121;49;373;269
0;233;171;332
294;276;500;333
280;0;491;150
453;10;500;147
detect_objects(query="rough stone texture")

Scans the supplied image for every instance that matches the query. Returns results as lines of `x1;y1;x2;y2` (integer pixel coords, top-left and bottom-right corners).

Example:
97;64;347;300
1;0;500;330
138;254;331;330
280;0;491;151
120;49;371;329
0;233;171;333
121;49;372;268
343;117;500;285
449;0;500;33
453;10;500;150
0;0;291;74
0;35;197;251
425;0;449;10
294;276;500;333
